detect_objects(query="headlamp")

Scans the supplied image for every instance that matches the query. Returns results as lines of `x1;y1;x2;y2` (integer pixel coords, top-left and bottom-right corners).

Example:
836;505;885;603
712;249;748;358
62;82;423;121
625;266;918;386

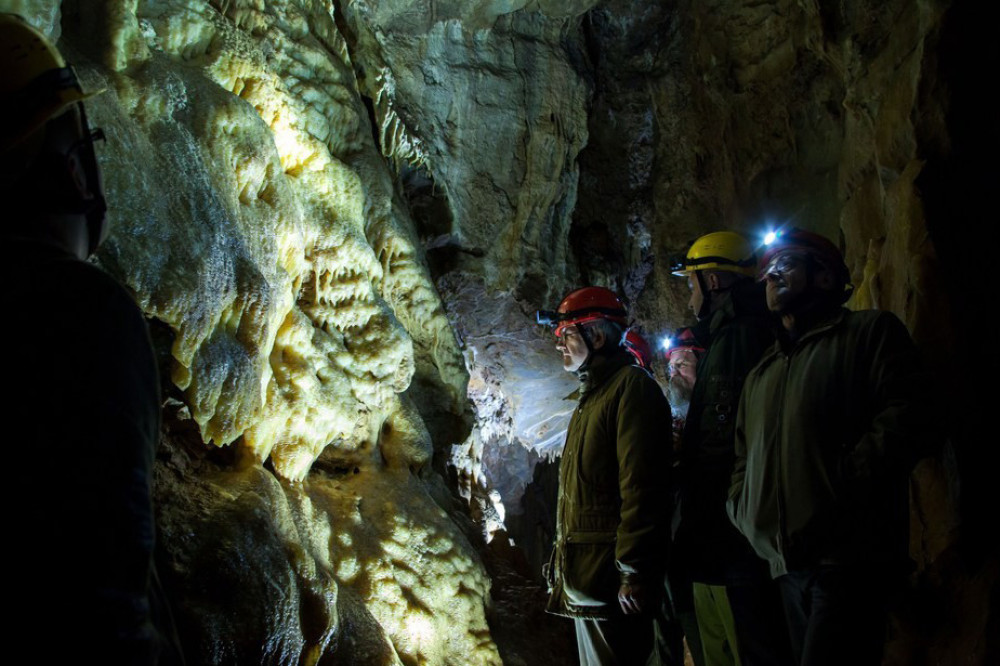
536;310;560;327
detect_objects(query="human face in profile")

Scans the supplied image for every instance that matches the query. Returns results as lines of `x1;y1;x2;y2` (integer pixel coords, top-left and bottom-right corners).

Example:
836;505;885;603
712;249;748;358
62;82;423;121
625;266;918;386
556;325;591;372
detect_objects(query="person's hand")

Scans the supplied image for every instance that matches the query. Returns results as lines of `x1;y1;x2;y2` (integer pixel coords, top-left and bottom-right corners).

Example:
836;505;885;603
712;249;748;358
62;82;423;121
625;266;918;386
618;582;646;615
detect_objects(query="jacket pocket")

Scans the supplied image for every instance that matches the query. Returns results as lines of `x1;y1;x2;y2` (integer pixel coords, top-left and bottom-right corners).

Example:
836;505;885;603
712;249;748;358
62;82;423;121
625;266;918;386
562;530;618;608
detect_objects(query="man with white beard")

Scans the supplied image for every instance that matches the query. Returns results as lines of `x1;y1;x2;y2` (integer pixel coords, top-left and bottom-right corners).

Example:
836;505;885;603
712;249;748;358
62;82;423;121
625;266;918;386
664;329;738;666
664;329;702;449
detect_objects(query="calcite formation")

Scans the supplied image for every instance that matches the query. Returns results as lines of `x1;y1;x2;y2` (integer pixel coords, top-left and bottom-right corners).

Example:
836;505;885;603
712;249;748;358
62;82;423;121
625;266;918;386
72;0;467;481
8;0;498;662
154;434;496;665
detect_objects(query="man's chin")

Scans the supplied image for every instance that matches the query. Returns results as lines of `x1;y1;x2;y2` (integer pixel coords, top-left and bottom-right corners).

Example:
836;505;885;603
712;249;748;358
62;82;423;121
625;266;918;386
666;382;692;406
766;294;793;315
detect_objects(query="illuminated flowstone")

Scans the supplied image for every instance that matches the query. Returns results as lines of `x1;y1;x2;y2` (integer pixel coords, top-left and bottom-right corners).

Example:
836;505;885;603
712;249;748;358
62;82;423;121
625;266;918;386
9;0;496;662
78;0;464;481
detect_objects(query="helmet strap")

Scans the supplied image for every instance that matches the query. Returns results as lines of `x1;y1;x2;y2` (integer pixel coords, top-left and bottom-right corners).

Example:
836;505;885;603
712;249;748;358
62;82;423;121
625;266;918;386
11;103;107;256
777;264;843;327
575;323;596;373
694;271;712;320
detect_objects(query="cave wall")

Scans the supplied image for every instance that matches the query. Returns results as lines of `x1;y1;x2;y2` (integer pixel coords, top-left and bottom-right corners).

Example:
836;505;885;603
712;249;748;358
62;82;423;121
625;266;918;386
6;0;995;663
7;0;506;663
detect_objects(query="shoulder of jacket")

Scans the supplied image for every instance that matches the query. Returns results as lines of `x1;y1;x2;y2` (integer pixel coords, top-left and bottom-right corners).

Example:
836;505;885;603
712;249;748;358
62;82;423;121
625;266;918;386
712;312;774;341
748;340;782;374
838;308;904;333
613;363;651;385
607;363;662;396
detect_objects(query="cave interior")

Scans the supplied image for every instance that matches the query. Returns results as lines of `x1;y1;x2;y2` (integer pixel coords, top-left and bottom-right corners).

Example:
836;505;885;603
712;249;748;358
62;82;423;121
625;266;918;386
3;0;997;664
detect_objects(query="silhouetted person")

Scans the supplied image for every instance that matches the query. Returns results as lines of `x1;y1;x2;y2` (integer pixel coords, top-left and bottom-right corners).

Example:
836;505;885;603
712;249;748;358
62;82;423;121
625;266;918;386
670;231;792;666
1;14;168;663
728;228;934;666
538;287;670;665
664;328;739;666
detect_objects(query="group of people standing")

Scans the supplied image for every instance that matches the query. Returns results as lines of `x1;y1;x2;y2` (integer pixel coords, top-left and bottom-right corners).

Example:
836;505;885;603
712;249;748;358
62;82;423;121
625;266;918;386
540;230;933;666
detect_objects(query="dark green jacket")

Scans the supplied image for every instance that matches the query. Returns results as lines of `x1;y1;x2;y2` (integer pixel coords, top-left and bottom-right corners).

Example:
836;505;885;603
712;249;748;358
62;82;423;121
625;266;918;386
674;281;775;583
546;351;671;618
728;309;933;578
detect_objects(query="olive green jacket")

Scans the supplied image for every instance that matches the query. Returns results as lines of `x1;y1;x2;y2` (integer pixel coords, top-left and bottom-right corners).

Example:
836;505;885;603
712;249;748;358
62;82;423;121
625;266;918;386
546;351;671;619
728;309;933;578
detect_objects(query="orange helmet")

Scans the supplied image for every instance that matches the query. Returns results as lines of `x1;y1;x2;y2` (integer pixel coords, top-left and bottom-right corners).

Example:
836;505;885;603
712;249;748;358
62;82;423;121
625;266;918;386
536;286;628;337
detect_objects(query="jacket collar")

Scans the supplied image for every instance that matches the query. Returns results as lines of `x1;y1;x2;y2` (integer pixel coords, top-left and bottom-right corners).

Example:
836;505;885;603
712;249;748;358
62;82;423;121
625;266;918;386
577;349;633;399
760;307;849;364
693;280;770;344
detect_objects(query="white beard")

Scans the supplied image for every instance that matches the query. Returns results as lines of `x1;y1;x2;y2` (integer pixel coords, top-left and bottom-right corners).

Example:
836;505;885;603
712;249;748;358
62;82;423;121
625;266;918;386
666;379;692;420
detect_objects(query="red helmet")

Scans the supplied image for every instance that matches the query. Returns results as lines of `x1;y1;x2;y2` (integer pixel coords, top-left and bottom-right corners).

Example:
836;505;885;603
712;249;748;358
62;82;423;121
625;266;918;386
759;227;850;287
537;286;628;337
663;327;705;359
623;330;653;369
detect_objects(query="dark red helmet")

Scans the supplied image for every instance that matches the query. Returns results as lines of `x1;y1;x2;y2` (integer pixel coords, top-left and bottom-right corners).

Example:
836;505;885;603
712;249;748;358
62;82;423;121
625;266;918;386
759;227;851;287
663;327;705;359
623;329;653;369
536;286;628;337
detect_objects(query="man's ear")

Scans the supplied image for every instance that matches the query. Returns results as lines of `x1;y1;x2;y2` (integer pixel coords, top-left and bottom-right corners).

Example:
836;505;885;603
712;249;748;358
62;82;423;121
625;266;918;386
706;271;721;292
813;265;837;291
589;325;607;350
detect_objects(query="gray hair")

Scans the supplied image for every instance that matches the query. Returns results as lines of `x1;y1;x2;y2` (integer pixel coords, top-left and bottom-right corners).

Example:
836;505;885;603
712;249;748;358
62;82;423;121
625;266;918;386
583;318;625;349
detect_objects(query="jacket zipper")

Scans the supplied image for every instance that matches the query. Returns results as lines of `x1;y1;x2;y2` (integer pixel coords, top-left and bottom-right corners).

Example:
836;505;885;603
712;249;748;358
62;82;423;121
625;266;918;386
775;352;791;569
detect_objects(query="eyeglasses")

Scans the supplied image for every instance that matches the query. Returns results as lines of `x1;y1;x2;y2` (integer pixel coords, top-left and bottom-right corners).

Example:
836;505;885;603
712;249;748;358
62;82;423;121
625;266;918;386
762;253;807;278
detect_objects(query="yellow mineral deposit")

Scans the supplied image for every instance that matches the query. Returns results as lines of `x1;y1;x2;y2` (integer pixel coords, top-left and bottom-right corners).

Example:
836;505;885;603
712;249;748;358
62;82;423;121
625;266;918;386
3;0;494;663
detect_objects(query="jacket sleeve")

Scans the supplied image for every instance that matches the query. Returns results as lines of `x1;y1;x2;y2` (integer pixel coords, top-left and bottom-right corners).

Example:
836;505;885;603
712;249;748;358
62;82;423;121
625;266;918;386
614;370;671;583
841;312;937;498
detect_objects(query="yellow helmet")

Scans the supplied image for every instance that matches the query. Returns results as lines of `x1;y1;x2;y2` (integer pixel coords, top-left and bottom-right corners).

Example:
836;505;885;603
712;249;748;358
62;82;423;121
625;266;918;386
671;231;757;277
0;13;98;153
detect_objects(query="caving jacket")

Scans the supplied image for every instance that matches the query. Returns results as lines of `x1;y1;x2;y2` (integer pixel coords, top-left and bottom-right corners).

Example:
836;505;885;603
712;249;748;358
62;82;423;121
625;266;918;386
546;349;672;619
6;239;165;659
673;280;776;584
728;308;935;578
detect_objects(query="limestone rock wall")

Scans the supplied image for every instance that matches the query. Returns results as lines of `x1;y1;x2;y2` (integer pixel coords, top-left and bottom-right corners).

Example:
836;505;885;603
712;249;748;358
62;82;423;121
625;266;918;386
155;419;495;665
65;0;468;482
8;0;502;663
331;1;601;548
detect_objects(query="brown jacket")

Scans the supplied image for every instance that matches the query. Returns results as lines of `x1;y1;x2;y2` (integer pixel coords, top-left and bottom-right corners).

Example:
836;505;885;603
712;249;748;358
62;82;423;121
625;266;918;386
546;351;671;618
